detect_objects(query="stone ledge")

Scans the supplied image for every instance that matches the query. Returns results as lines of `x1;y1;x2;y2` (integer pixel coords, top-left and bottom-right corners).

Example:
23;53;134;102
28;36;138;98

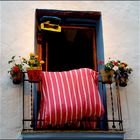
21;130;125;134
21;130;125;140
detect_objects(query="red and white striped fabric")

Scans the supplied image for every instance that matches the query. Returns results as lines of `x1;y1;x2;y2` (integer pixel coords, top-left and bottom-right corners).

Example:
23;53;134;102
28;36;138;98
37;68;104;128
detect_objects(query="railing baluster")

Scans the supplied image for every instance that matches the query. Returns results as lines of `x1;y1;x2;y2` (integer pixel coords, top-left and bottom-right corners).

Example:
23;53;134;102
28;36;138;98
22;72;25;130
33;83;38;130
30;82;33;128
110;83;116;129
116;82;123;131
102;82;108;130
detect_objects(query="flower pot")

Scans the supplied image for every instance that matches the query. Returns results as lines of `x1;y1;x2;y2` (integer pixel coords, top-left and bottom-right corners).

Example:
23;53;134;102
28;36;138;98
119;77;128;87
13;79;22;84
11;71;23;84
27;67;42;83
115;72;129;87
100;69;114;84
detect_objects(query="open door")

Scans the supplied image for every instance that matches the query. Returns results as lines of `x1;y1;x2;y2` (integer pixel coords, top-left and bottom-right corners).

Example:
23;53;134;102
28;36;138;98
34;9;108;130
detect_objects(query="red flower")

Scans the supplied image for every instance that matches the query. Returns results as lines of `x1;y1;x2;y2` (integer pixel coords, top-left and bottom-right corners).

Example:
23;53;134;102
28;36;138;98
13;77;18;80
12;66;20;73
113;61;118;66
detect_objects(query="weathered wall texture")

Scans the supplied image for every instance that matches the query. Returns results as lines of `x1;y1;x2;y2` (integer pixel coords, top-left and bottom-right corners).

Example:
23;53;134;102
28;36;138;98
0;1;139;139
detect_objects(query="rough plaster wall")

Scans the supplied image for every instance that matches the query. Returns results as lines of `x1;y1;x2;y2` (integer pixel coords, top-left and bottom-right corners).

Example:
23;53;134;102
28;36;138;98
0;1;139;139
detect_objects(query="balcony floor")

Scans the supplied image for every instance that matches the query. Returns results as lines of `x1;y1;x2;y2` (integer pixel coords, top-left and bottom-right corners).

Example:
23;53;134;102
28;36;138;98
21;130;125;140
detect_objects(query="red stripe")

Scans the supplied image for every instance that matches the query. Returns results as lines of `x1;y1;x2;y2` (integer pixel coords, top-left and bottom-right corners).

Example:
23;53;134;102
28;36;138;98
54;72;62;125
59;72;68;123
47;72;56;125
61;72;71;122
74;70;83;120
43;72;51;125
69;71;78;121
77;69;86;118
64;72;73;122
79;69;88;116
42;72;49;126
50;73;60;125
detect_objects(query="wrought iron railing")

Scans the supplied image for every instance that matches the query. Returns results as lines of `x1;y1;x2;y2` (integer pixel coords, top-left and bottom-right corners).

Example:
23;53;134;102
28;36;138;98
22;72;123;131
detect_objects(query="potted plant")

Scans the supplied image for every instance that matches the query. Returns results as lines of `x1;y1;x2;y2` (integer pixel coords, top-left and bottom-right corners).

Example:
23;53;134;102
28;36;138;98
99;59;115;84
99;58;133;86
22;53;44;82
8;56;23;84
114;61;133;87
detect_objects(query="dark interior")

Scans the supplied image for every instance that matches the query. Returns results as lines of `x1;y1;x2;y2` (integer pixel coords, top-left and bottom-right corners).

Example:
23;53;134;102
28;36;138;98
42;28;94;71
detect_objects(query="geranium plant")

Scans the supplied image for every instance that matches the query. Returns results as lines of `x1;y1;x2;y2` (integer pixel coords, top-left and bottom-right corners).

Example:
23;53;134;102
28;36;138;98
8;55;24;84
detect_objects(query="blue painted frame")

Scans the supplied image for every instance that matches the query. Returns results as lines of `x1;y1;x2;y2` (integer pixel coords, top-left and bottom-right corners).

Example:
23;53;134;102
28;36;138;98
96;17;108;129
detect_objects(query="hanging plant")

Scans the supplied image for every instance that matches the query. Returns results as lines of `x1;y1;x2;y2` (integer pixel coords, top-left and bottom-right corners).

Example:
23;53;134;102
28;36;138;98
8;56;24;84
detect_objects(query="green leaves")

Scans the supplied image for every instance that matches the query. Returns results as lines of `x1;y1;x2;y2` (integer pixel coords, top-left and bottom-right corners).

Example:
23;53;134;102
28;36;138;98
11;55;15;59
8;56;16;64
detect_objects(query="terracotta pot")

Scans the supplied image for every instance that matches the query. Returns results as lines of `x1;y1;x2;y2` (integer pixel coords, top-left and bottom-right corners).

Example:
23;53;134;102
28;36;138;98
27;67;42;83
100;69;114;84
12;72;22;84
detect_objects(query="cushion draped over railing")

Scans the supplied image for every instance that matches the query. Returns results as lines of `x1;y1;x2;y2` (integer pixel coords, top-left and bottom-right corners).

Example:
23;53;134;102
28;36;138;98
37;68;104;128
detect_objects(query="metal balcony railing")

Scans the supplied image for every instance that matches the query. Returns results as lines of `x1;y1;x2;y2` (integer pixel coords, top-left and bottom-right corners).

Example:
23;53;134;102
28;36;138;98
22;72;123;132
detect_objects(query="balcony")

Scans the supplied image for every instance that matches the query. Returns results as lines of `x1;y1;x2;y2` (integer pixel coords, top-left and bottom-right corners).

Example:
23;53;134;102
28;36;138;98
21;72;125;140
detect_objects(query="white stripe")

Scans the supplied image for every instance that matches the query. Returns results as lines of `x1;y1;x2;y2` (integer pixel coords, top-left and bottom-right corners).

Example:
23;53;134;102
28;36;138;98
74;70;83;119
91;75;97;117
49;72;57;125
85;69;92;116
70;71;78;121
43;72;52;124
64;72;73;122
59;72;68;124
79;69;88;115
54;72;63;125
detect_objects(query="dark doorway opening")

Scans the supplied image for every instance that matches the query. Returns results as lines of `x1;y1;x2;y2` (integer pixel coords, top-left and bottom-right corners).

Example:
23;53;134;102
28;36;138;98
42;27;95;71
35;9;100;71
